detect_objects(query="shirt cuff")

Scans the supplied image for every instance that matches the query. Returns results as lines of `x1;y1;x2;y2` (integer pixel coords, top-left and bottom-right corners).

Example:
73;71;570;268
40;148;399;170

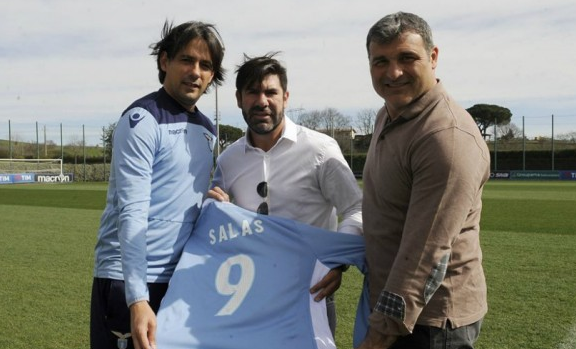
369;290;412;336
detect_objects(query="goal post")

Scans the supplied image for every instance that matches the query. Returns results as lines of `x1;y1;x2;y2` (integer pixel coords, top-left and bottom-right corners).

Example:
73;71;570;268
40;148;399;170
0;158;70;184
0;158;64;176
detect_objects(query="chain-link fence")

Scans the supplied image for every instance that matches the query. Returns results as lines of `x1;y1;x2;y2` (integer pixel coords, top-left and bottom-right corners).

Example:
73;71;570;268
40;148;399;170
1;120;108;158
1;120;110;181
2;115;575;178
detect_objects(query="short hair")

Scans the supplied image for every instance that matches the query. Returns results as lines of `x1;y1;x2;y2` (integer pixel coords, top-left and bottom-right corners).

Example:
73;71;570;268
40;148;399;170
366;12;434;54
150;20;226;88
235;52;287;93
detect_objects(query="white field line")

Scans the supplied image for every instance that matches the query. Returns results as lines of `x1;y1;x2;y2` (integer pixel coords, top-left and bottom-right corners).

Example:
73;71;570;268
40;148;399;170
557;321;576;349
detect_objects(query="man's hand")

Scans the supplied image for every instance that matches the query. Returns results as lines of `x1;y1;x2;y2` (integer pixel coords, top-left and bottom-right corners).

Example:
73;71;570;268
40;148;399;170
355;328;398;349
207;186;230;202
130;301;157;349
310;268;342;301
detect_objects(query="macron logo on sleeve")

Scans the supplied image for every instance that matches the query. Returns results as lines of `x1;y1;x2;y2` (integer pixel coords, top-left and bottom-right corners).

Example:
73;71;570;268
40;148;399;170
129;113;145;128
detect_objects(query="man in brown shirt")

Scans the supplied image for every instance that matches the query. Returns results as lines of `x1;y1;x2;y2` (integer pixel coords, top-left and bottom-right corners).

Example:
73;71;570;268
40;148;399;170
357;12;490;349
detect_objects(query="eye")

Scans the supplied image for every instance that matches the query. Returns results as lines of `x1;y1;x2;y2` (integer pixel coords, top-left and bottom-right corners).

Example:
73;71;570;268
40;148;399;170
200;61;214;71
265;89;278;97
400;55;417;63
371;58;388;67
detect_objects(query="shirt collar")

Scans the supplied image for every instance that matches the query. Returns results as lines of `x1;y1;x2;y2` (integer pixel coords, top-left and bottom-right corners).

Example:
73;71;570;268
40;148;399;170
378;80;444;139
158;87;199;115
282;116;298;143
396;79;443;121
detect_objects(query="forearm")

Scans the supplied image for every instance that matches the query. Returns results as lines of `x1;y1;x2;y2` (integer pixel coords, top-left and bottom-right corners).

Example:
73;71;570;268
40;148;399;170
118;200;151;305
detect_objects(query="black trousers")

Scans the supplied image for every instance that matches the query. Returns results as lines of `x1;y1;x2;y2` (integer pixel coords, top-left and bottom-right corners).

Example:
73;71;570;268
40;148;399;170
90;278;168;349
390;319;483;349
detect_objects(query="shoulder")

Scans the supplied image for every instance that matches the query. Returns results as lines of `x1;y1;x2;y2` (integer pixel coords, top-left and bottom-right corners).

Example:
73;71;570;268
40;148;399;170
123;89;214;134
193;108;216;136
290;126;350;170
217;137;247;161
122;90;162;119
426;90;485;143
222;136;246;152
429;83;474;127
295;124;339;148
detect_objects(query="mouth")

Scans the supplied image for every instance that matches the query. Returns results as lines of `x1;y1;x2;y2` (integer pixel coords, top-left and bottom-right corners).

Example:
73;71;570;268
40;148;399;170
251;114;270;123
385;81;409;88
183;81;201;90
250;107;272;118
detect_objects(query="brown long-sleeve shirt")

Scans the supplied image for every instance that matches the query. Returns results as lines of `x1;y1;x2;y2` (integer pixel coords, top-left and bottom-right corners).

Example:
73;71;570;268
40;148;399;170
362;81;490;336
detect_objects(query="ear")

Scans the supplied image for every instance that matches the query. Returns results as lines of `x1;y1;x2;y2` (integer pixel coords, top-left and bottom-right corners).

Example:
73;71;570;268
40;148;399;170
430;46;439;70
235;90;242;108
283;90;290;109
207;70;215;85
159;51;168;72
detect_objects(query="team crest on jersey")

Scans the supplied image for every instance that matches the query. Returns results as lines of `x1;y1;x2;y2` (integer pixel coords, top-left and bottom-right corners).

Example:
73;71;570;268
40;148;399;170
129;113;145;128
204;133;215;152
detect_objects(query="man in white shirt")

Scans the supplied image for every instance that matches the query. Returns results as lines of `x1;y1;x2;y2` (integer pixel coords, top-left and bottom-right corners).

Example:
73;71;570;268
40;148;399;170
208;52;363;337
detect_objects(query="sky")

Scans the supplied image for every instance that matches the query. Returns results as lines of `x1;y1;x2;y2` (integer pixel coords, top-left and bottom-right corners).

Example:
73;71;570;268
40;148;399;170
1;0;576;145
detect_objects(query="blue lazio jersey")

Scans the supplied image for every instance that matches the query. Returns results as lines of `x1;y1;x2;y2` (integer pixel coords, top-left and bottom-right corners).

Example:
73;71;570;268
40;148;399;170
156;200;367;349
93;88;216;305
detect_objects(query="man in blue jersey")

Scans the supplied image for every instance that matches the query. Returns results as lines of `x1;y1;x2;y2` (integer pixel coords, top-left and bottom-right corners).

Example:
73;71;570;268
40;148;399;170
90;20;225;349
208;53;363;338
156;200;367;349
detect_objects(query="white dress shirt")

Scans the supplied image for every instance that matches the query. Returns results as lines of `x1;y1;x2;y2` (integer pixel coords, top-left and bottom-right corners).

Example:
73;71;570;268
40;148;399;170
212;117;362;235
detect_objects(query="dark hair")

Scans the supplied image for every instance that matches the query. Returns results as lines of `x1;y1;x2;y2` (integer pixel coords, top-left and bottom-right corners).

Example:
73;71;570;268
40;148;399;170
366;12;434;54
235;52;287;93
150;20;226;88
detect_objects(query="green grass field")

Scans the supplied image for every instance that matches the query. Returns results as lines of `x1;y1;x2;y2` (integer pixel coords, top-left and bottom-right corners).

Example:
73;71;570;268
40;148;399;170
1;181;575;349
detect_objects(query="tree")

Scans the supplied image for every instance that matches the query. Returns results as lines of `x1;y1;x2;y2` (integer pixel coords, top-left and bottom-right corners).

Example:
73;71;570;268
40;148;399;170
355;108;377;135
497;122;522;141
297;110;322;130
101;122;117;160
319;108;350;136
286;107;305;121
466;104;512;139
218;124;243;149
297;108;350;135
557;131;576;142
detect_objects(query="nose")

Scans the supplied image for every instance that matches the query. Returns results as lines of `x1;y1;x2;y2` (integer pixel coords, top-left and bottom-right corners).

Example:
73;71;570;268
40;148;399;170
386;60;403;80
255;92;268;107
189;62;202;79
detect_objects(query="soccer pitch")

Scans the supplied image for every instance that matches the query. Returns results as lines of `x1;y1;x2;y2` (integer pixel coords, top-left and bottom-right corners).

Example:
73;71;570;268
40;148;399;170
0;181;575;349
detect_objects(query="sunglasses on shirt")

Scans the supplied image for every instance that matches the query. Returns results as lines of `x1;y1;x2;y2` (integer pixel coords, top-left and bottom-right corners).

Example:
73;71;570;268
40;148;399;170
256;181;268;215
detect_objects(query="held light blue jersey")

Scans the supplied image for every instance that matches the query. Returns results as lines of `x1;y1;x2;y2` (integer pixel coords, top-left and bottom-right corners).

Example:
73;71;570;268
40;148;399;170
93;88;216;305
156;200;368;349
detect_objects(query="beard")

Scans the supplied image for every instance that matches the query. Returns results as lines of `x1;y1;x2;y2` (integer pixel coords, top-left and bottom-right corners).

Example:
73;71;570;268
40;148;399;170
243;105;284;135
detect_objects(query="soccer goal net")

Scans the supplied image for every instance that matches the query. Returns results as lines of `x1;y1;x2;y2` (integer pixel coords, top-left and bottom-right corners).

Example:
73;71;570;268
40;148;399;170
0;158;64;176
